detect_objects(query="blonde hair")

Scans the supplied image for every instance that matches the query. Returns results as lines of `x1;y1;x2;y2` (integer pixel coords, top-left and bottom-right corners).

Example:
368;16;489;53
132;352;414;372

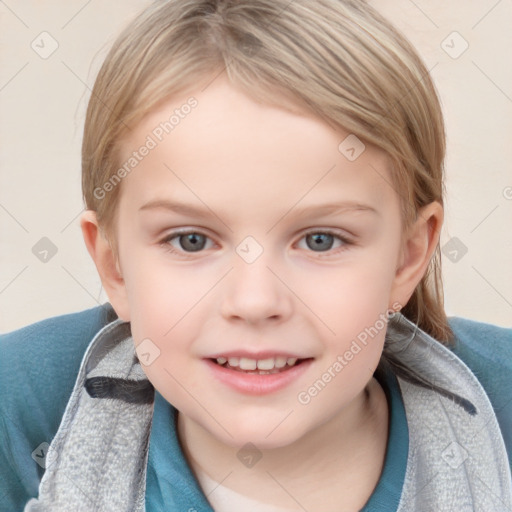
82;0;454;343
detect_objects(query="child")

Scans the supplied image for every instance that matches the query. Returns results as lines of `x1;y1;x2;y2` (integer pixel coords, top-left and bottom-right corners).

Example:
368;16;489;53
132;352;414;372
1;0;511;510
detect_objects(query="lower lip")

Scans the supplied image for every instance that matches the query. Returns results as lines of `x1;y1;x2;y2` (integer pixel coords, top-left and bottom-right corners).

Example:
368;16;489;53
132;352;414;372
204;358;314;395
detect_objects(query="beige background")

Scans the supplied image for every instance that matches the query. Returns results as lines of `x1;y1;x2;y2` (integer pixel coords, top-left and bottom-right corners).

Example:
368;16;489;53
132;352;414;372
1;0;511;333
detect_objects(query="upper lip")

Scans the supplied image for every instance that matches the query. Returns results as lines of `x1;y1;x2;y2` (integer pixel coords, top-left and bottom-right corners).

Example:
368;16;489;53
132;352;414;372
206;350;310;360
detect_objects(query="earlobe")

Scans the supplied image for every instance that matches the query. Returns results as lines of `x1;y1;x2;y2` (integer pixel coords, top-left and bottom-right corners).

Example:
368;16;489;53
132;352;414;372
389;201;443;309
80;210;131;321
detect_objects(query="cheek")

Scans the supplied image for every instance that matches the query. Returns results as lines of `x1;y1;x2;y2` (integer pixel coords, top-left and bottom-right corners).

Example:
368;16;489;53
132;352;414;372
122;252;207;335
295;253;398;339
295;268;392;413
124;258;211;377
130;308;203;408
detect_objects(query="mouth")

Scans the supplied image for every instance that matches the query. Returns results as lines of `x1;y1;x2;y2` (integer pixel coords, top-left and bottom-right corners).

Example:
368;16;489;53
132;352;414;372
211;356;311;375
205;349;315;394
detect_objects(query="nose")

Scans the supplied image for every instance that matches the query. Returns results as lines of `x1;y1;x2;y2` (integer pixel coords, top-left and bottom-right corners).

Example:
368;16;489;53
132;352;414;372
220;254;293;326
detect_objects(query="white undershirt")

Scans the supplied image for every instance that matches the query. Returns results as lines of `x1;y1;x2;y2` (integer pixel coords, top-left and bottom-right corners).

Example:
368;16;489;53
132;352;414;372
194;465;299;512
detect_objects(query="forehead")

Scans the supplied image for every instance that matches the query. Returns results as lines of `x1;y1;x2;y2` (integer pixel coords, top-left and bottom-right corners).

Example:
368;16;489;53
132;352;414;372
117;77;398;220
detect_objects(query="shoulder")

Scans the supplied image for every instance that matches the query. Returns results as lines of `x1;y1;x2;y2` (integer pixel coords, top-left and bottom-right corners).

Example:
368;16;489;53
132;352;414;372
448;316;512;381
447;316;512;466
448;315;512;354
0;303;118;508
0;303;118;397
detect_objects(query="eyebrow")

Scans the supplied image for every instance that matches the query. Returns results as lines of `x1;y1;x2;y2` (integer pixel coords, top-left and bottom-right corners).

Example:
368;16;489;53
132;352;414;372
138;199;380;219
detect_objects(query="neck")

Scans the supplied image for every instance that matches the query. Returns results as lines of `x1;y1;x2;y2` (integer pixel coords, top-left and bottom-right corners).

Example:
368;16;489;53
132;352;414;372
177;377;389;512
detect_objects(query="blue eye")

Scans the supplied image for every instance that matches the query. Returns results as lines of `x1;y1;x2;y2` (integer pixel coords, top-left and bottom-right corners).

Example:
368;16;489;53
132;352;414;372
305;233;335;251
160;229;353;258
176;233;207;252
161;231;213;253
297;230;352;256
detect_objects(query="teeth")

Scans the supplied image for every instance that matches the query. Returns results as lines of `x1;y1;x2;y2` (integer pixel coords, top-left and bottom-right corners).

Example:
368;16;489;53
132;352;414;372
239;357;257;370
274;357;287;368
257;358;274;370
215;356;302;371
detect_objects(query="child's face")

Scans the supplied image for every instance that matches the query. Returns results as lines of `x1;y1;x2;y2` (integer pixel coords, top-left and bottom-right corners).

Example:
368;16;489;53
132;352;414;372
109;76;409;449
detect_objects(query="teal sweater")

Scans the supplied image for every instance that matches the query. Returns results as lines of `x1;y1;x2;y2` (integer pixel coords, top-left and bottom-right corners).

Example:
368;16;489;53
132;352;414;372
1;304;511;511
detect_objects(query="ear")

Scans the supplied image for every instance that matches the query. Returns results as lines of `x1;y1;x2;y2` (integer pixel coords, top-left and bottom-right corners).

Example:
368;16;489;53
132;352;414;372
80;210;131;321
389;201;443;309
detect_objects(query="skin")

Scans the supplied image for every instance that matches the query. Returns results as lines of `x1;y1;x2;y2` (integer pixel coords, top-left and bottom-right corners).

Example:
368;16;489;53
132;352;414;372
81;75;443;511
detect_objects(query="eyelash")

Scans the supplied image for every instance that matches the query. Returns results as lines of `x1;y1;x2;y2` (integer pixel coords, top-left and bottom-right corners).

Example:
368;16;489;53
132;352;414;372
158;228;355;259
